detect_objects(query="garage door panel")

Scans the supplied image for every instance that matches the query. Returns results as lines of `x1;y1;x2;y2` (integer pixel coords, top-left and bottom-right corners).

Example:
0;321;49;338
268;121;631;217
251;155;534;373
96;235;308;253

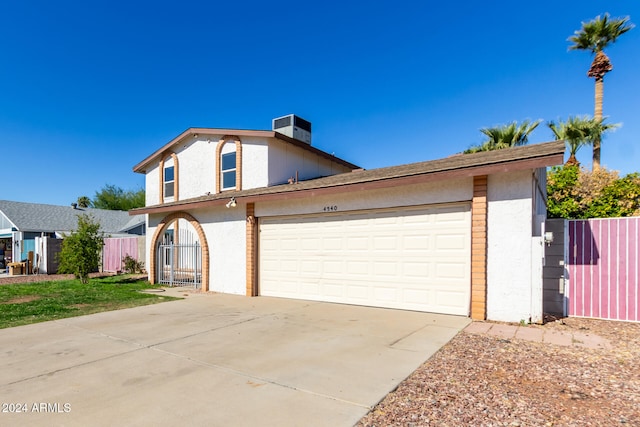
436;234;467;250
402;262;431;277
373;236;398;250
374;261;397;276
436;262;468;278
324;282;344;297
403;235;430;250
260;204;471;315
323;237;342;250
300;260;320;274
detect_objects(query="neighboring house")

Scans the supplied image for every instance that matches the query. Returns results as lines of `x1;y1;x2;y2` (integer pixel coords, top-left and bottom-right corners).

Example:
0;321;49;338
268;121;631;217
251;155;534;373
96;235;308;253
131;115;565;323
0;200;146;273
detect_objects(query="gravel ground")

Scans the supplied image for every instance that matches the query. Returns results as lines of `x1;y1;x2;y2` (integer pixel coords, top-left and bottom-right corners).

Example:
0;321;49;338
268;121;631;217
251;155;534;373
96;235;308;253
358;317;640;427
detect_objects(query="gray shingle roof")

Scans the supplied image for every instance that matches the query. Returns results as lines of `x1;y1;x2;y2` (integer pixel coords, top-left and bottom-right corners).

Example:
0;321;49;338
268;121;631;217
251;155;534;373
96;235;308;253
132;140;566;215
0;200;145;234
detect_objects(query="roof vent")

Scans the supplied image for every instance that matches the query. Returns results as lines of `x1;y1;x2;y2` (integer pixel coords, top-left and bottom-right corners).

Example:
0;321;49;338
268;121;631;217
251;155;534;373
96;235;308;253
272;114;312;144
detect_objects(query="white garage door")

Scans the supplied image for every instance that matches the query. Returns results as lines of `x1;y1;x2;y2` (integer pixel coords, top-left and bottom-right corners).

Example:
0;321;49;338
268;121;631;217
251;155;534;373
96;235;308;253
259;204;471;315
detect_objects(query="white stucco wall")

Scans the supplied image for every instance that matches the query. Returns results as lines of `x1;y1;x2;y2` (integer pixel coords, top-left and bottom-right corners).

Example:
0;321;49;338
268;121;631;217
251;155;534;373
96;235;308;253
145;163;160;206
143;135;350;206
267;140;354;186
193;206;247;295
146;207;247;296
178;138;216;200
256;177;473;218
486;170;537;323
240;138;269;190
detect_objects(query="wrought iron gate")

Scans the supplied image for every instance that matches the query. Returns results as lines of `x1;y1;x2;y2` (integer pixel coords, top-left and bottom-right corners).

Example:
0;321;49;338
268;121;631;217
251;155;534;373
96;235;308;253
157;227;202;288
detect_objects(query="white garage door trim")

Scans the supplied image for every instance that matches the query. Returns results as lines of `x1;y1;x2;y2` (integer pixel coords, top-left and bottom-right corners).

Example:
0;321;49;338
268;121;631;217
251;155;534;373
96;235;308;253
259;203;471;315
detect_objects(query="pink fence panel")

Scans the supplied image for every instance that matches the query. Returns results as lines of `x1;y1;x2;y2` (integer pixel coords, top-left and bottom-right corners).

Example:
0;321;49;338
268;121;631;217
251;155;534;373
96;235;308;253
568;217;640;322
103;237;140;273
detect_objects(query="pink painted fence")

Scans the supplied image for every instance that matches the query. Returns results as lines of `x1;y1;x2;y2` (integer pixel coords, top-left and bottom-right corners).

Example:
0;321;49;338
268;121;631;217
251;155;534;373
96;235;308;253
568;217;640;322
103;237;141;273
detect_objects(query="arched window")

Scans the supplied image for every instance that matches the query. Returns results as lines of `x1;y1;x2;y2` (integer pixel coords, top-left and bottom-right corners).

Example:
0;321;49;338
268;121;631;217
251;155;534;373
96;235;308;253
221;149;236;190
159;153;178;202
164;164;175;197
216;137;242;193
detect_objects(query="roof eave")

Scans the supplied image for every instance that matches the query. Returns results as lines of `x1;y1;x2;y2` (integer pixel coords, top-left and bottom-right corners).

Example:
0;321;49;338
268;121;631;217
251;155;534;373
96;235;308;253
131;147;563;216
132;128;359;173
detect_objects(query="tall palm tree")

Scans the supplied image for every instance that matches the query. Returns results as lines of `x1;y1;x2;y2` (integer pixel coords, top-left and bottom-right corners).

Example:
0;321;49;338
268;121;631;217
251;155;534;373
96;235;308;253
569;13;633;169
548;116;619;166
465;120;541;153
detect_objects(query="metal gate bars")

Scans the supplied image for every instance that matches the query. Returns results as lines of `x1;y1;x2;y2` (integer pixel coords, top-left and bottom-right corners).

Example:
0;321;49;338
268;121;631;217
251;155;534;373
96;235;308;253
157;226;202;288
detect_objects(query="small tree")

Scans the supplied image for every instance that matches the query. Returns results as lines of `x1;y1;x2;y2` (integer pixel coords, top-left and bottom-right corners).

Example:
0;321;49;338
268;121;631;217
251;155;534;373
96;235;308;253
57;214;105;284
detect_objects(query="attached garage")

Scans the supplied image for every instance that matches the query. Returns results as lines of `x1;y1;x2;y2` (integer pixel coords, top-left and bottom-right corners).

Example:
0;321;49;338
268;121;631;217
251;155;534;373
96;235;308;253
136;137;566;323
259;204;471;315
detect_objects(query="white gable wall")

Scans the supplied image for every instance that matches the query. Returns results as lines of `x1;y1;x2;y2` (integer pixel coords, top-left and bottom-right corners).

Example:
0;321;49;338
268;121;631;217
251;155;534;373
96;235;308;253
240;137;269;190
268;140;353;186
178;138;216;200
143;136;347;206
145;163;160;206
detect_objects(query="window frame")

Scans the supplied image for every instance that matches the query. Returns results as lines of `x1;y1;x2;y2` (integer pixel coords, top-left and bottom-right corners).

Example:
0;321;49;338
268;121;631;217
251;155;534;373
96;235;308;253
221;152;237;190
164;165;175;198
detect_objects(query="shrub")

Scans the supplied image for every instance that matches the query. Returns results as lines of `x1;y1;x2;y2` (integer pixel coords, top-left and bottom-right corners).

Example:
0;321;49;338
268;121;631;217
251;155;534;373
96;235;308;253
547;165;640;219
122;255;145;274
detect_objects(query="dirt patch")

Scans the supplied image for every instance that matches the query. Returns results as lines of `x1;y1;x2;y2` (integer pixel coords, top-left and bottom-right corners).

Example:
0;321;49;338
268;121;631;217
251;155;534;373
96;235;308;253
1;295;42;304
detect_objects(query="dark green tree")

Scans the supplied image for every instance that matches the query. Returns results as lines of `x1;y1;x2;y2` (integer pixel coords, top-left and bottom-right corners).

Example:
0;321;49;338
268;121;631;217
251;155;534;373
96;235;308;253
57;214;105;284
92;184;145;211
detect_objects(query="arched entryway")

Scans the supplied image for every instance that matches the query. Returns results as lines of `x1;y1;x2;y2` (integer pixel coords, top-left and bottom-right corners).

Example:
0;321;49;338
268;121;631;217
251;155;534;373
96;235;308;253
150;212;209;291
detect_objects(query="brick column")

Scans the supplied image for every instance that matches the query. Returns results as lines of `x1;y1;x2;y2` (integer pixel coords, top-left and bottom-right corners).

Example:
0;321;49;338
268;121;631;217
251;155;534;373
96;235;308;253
246;203;257;296
471;175;488;320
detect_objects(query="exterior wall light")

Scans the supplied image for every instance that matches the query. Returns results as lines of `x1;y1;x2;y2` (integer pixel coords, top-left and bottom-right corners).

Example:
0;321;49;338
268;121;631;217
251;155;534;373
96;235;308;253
225;197;237;209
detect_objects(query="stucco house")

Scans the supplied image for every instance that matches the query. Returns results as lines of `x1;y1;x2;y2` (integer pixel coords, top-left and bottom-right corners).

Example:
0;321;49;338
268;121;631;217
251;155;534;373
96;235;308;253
0;200;145;274
132;115;564;323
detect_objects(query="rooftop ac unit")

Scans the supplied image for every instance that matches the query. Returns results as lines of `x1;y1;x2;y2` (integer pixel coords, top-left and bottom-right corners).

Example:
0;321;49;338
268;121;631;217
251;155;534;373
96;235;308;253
272;114;312;144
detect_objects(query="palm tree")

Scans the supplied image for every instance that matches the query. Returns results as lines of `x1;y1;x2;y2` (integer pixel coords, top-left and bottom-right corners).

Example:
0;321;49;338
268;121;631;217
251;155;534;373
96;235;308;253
569;13;633;169
77;196;91;208
548;116;619;166
465;120;541;153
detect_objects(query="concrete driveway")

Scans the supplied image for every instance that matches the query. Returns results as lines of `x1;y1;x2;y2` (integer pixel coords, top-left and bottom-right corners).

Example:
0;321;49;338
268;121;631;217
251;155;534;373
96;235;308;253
0;289;469;426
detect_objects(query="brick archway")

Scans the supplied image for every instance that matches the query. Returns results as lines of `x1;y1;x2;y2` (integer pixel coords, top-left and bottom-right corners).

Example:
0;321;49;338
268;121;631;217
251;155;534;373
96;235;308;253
149;212;210;291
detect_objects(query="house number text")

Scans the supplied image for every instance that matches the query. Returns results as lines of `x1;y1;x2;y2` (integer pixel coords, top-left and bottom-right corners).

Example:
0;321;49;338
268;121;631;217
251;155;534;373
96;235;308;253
323;205;338;212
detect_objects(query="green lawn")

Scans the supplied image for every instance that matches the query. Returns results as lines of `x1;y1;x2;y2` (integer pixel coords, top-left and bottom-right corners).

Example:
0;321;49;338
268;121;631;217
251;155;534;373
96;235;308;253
0;275;180;329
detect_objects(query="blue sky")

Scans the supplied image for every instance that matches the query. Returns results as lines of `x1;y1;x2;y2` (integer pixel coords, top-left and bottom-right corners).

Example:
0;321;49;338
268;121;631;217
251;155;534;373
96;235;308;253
1;0;638;206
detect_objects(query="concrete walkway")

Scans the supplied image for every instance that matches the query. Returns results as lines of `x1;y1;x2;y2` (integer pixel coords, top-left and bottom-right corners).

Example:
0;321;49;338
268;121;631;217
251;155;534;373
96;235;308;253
464;321;611;349
0;290;469;427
